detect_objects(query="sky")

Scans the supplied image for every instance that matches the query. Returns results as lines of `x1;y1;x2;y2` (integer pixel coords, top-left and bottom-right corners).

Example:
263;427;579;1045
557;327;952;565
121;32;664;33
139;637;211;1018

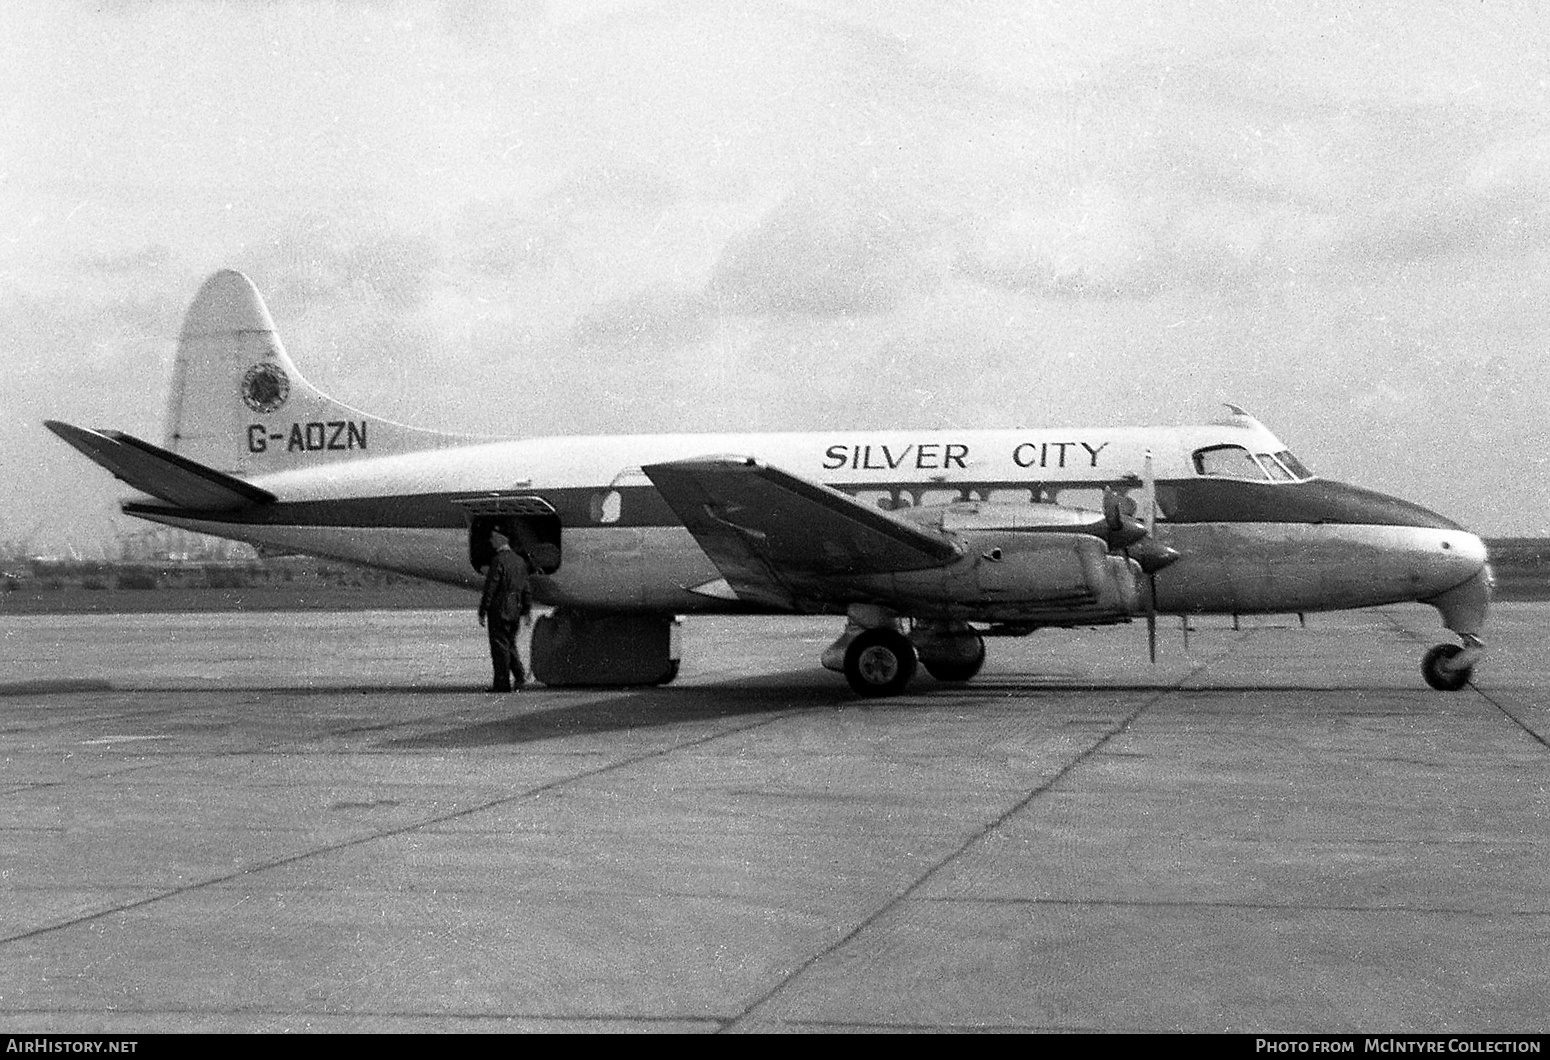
4;0;1549;555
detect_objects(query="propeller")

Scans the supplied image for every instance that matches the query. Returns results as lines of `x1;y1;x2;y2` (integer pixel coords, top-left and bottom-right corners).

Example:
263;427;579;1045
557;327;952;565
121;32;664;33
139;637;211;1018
1142;449;1158;663
1130;450;1180;662
1105;451;1180;663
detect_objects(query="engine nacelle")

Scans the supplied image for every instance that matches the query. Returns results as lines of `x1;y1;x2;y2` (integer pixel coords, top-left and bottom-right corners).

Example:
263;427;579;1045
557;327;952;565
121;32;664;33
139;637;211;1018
847;528;1143;624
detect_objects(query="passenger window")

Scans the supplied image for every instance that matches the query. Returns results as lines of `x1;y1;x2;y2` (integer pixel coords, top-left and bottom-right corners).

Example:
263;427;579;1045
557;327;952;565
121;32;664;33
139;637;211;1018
590;490;623;524
851;490;899;511
1192;445;1269;480
1053;487;1107;513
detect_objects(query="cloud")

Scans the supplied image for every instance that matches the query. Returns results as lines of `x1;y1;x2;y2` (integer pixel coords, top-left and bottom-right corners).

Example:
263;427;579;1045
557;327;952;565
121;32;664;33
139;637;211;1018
706;189;928;316
572;285;711;350
440;0;545;42
77;242;174;275
233;213;444;318
956;186;1170;300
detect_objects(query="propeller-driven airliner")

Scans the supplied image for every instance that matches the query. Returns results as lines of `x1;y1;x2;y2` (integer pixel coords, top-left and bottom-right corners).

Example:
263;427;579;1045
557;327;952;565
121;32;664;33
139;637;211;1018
47;271;1491;696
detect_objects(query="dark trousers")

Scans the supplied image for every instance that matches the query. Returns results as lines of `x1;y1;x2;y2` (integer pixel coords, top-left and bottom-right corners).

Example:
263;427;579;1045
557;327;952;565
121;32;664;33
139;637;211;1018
488;617;525;691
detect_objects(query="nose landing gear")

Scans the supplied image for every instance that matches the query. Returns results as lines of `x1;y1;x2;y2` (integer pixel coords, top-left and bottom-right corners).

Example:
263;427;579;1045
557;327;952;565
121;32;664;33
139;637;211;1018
1421;635;1483;692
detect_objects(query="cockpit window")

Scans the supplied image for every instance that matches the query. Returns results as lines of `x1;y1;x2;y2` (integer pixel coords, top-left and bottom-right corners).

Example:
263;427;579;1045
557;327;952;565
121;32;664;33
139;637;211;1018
1274;450;1312;479
1193;444;1315;482
1192;445;1269;480
1257;453;1294;481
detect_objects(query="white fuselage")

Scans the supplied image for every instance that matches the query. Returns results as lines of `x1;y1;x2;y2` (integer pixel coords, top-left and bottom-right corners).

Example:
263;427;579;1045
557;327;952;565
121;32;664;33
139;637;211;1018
124;420;1491;631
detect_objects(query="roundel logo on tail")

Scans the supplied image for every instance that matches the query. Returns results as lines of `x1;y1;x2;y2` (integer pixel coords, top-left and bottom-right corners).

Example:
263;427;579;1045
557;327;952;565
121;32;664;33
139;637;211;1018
241;363;290;413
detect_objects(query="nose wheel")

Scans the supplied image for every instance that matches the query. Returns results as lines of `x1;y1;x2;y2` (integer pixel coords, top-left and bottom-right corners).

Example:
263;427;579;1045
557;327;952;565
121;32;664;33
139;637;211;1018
1421;642;1476;691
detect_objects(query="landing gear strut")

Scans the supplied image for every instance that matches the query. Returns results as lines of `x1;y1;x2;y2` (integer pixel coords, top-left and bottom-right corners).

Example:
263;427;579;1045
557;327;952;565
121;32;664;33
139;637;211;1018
1421;567;1490;692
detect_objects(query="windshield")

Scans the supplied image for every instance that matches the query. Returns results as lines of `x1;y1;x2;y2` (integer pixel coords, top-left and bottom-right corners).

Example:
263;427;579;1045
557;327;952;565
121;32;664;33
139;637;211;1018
1193;445;1269;480
1273;450;1312;479
1193;445;1313;482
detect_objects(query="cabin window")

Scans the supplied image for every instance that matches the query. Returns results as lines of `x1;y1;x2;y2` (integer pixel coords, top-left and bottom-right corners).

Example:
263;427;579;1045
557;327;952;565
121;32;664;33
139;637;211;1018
1053;487;1108;513
590;490;623;524
914;488;967;507
1192;444;1270;481
852;489;904;511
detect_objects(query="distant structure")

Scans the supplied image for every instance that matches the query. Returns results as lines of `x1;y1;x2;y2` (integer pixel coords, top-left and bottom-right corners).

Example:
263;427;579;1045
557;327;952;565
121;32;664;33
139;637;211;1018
113;526;258;564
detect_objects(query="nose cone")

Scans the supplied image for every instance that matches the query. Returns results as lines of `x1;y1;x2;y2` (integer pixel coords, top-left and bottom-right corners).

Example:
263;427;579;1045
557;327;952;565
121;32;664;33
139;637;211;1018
1325;480;1491;630
1417;529;1490;597
1309;481;1487;598
1414;529;1492;638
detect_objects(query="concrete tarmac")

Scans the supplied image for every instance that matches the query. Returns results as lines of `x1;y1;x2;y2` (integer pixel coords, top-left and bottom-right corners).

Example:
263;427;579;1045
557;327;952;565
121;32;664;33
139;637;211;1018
0;604;1546;1033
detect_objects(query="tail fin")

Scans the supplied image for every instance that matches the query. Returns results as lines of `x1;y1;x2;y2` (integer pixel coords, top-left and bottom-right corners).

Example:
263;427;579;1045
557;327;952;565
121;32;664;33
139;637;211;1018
164;270;478;476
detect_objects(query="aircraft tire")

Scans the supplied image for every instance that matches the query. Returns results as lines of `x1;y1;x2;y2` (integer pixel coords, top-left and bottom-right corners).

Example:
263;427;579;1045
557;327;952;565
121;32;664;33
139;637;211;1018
843;628;917;697
922;637;986;682
1421;644;1471;692
654;660;681;686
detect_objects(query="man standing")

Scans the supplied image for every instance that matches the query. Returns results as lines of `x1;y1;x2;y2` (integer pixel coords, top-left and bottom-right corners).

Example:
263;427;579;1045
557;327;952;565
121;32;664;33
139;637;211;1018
478;528;531;692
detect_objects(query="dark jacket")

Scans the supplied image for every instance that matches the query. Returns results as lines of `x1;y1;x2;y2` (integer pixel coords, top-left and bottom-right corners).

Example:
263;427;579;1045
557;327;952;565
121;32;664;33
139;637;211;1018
479;546;531;623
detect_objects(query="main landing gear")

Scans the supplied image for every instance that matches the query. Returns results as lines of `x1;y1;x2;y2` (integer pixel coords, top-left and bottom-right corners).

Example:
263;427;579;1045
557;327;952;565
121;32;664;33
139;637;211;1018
822;612;987;697
842;628;917;697
1421;635;1483;692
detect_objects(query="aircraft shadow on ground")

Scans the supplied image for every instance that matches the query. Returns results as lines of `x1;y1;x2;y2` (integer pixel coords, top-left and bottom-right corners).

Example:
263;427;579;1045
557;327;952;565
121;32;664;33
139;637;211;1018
378;670;1432;748
381;670;854;746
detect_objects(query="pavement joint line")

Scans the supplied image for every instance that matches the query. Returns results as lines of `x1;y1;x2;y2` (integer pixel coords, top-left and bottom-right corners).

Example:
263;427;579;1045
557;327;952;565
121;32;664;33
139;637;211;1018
0;703;806;950
1470;686;1550;751
719;640;1243;1033
1377;609;1550;751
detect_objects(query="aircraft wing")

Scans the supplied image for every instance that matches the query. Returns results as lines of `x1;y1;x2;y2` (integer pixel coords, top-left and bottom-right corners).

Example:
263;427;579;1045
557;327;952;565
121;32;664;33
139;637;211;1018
642;457;962;608
45;420;276;510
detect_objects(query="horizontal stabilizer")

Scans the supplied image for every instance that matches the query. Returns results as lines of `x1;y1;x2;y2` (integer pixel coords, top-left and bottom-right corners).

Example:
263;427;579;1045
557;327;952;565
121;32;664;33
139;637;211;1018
45;420;275;511
643;457;962;608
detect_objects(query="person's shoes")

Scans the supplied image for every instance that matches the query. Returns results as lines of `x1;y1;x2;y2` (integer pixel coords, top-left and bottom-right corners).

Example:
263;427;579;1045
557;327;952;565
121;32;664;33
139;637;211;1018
490;684;512;693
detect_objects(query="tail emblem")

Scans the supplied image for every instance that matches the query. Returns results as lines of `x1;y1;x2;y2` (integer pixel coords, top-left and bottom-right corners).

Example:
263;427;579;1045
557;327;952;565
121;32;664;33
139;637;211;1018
241;363;290;414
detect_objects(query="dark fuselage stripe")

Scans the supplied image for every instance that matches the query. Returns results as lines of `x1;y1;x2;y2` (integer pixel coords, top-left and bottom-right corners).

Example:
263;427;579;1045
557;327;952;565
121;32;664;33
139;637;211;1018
122;477;1461;532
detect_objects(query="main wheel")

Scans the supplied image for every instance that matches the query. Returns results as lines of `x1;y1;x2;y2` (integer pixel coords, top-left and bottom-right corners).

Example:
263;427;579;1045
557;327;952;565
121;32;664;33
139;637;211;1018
922;636;986;682
843;628;918;697
1421;644;1471;691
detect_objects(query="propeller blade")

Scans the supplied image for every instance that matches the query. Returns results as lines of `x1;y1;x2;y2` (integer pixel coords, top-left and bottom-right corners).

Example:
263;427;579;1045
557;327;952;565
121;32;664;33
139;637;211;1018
1103;487;1124;532
1147;587;1158;663
1143;448;1157;536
